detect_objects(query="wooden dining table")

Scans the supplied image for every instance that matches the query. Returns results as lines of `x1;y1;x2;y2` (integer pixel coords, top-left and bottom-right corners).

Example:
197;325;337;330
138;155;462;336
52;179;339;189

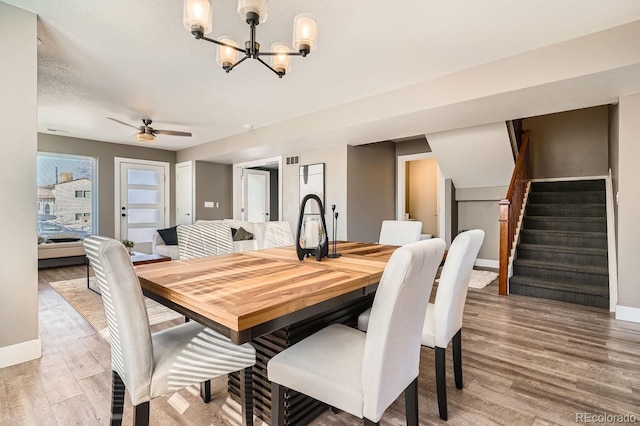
135;241;398;425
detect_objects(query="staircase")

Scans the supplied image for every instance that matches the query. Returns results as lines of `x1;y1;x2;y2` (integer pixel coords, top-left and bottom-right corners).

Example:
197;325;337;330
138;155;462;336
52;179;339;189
510;179;609;308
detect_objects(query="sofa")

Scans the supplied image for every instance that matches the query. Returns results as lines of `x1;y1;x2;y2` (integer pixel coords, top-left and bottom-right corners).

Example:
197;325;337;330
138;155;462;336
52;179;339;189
152;219;295;260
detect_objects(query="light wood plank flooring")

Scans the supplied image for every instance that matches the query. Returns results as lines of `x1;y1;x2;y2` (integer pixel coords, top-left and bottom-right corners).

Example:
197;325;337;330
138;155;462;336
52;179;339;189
1;265;639;425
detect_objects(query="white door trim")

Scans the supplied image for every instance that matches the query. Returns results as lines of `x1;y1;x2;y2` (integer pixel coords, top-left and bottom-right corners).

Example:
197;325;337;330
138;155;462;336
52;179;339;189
114;157;171;238
397;153;445;238
232;156;282;221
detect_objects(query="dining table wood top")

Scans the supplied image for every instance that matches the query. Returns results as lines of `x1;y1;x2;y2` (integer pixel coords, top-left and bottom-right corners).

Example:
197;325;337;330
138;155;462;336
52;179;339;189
135;241;398;344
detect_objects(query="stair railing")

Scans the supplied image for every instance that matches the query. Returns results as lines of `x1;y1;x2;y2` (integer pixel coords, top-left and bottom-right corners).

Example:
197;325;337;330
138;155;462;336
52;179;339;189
499;130;530;295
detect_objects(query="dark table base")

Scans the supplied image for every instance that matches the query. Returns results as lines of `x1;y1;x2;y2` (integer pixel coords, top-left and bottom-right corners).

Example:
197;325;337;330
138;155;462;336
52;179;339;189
229;294;374;426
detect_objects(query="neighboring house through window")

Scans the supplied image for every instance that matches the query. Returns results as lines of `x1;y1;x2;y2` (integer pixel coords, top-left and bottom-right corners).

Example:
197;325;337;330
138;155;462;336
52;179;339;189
37;153;97;240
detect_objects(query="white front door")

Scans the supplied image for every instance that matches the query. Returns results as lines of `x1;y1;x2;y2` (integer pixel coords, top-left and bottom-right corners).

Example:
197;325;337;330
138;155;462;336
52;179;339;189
116;158;169;254
176;161;194;225
243;169;270;222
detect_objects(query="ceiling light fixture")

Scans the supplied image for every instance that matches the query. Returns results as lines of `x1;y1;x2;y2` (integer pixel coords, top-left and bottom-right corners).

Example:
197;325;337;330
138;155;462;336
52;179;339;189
135;132;156;143
183;0;318;78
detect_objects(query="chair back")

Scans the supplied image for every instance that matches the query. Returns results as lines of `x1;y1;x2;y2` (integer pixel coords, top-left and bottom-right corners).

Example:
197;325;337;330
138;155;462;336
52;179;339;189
378;220;423;246
261;221;294;248
83;236;154;404
362;238;445;421
433;229;485;348
177;222;233;259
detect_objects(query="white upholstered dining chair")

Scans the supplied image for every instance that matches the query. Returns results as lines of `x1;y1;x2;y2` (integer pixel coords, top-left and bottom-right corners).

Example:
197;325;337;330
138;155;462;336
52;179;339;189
176;222;234;259
378;220;423;246
83;236;256;426
268;238;446;426
422;229;484;420
356;229;484;421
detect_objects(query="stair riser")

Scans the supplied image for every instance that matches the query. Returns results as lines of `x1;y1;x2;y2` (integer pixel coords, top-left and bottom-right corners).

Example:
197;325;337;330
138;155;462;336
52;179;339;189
517;249;608;267
526;205;605;217
531;181;605;192
509;283;609;309
520;233;607;249
513;263;608;286
523;218;606;232
529;192;605;204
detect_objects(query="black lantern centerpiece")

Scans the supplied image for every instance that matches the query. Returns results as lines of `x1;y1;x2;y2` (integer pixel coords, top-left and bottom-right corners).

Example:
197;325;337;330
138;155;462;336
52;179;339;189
296;194;329;261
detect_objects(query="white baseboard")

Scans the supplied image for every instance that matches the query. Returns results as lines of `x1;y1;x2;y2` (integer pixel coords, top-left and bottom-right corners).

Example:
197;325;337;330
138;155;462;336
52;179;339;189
0;337;41;369
615;305;640;323
475;259;499;269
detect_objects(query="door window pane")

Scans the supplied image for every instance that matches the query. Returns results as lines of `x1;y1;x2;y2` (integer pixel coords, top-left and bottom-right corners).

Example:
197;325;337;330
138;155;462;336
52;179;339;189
128;209;159;224
128;189;159;204
128;169;158;185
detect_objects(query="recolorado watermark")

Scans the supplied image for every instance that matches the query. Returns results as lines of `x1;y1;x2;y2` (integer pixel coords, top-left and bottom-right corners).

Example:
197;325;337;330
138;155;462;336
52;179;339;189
576;412;637;423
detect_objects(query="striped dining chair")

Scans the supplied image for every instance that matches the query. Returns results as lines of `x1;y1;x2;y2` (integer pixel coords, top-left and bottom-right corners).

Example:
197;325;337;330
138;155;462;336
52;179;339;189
84;236;256;425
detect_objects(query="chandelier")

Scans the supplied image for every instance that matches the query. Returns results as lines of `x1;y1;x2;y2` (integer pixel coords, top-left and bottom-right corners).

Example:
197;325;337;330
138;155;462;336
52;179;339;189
183;0;318;78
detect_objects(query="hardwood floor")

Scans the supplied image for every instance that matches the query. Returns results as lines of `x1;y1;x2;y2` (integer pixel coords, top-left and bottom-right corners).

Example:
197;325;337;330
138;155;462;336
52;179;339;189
1;265;639;425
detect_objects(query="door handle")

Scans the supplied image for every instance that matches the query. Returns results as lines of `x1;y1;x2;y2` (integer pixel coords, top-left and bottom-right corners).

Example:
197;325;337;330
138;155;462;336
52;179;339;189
186;213;191;216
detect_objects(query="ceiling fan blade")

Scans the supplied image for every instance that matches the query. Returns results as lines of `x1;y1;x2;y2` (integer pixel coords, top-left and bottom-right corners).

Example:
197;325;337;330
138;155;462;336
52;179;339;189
154;129;192;137
108;117;141;130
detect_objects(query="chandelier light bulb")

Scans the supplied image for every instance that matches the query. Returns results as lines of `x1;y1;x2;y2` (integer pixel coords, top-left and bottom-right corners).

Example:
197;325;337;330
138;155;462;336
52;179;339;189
293;13;318;54
238;0;268;24
183;0;213;34
271;43;292;75
216;37;240;70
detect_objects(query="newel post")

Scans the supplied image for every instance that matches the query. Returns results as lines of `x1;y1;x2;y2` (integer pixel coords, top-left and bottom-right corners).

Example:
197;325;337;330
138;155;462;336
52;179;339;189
498;199;511;296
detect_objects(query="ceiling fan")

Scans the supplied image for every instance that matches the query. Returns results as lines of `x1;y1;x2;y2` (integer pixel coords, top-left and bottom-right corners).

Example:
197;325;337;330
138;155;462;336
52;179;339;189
108;117;192;143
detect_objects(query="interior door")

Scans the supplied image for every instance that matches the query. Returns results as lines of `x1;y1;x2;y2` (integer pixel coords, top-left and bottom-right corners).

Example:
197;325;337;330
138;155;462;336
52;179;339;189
243;169;270;222
176;161;194;225
118;161;167;253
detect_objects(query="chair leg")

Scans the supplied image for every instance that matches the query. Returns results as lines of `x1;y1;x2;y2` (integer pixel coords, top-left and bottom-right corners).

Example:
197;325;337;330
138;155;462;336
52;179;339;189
452;329;463;389
240;367;254;426
133;401;150;425
111;371;125;426
435;347;448;421
364;419;379;426
200;380;211;403
271;381;285;426
404;377;419;426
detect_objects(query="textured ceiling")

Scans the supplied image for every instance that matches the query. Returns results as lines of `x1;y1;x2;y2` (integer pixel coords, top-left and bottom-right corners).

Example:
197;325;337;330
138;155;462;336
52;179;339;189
5;0;640;153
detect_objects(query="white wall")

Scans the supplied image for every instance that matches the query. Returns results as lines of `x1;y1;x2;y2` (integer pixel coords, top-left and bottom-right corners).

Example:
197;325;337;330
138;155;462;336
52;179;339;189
282;145;348;240
0;3;40;367
616;92;640;319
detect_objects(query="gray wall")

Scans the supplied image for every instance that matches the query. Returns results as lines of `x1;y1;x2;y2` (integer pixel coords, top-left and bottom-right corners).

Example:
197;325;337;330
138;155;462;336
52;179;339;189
455;187;506;261
395;137;431;156
347;142;396;242
0;3;39;364
194;161;232;220
524;106;609;179
38;134;176;237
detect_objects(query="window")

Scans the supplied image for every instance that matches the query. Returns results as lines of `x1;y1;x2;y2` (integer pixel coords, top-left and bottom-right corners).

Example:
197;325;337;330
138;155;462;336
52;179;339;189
37;153;97;240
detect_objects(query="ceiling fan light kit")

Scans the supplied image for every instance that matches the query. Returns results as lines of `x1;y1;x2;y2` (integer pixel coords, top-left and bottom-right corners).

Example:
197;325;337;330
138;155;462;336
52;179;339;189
183;0;317;78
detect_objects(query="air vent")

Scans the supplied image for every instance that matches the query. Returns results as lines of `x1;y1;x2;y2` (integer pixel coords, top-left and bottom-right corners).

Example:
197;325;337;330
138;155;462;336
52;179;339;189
285;156;299;166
